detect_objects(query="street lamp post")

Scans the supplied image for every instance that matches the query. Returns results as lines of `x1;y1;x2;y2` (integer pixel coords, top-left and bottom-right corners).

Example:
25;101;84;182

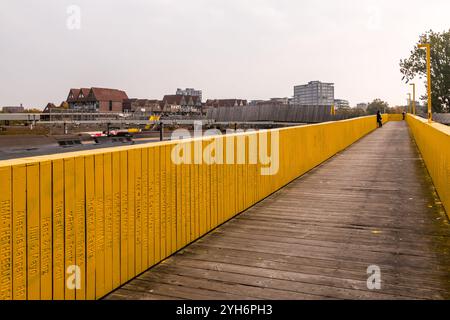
418;43;432;122
409;83;416;115
407;93;412;114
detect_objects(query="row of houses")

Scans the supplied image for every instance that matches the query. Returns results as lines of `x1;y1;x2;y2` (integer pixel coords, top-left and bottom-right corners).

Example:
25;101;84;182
44;87;248;114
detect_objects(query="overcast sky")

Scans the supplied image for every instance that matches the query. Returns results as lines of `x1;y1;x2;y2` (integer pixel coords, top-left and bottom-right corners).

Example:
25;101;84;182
0;0;448;108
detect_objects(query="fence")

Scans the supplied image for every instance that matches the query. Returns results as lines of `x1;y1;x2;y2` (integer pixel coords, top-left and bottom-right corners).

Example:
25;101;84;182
407;114;450;216
0;115;383;300
206;104;347;123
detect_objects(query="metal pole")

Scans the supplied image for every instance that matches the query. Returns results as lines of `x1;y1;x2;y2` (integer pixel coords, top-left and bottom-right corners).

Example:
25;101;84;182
407;93;412;113
410;83;416;115
419;43;432;122
159;122;164;141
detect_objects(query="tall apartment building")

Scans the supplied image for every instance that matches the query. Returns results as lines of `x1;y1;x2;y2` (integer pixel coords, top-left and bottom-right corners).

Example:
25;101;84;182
293;81;334;106
176;88;202;102
334;99;350;109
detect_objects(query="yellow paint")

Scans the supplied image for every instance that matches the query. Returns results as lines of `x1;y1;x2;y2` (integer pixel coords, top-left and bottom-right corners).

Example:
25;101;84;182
134;149;142;274
119;151;128;284
0;166;12;300
94;154;105;298
126;150;135;280
26;164;40;300
74;157;86;300
407;114;450;217
388;114;404;122
153;147;161;263
141;148;149;270
12;165;26;300
103;153;113;294
0;114;397;300
84;156;96;300
40;161;52;300
52;160;65;300
111;152;121;289
147;147;155;266
64;158;76;300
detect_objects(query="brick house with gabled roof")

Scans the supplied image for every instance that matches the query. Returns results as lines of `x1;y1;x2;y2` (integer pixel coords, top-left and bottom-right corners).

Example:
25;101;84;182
204;99;248;111
161;94;202;113
66;87;128;112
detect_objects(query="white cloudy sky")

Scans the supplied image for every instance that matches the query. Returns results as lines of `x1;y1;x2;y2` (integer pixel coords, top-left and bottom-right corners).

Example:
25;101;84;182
0;0;448;108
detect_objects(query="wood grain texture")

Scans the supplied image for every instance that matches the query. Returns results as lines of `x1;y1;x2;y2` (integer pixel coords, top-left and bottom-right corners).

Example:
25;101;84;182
105;122;450;300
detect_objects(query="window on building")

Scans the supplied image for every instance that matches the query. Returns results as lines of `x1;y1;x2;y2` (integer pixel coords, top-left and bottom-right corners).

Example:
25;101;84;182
109;100;113;111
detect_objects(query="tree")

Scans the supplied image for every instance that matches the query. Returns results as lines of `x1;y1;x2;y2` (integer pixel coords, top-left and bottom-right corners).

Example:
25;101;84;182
366;99;389;115
400;29;450;113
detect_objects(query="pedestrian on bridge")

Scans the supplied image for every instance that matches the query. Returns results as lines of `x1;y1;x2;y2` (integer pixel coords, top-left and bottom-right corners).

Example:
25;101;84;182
377;111;383;128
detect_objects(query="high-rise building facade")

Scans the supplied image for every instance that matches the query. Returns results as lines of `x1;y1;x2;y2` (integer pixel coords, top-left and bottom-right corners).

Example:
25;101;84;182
176;88;202;102
334;99;350;109
293;81;334;106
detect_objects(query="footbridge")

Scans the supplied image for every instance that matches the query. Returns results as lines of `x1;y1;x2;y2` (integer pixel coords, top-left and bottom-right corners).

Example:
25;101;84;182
0;114;449;300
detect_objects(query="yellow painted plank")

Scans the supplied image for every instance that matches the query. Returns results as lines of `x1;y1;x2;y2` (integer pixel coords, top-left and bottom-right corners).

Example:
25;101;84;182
204;139;211;233
12;164;26;300
103;153;113;294
39;161;52;300
165;145;172;255
127;150;135;279
184;153;191;244
84;156;96;300
147;147;155;266
134;149;142;274
176;152;183;250
181;155;187;248
26;163;40;300
0;166;12;300
198;143;205;237
154;147;161;262
52;160;65;300
170;146;177;254
217;138;223;225
119;151;128;284
74;157;86;300
64;158;75;300
160;145;167;259
94;154;105;298
193;142;200;239
211;152;218;229
111;152;121;288
141;148;149;269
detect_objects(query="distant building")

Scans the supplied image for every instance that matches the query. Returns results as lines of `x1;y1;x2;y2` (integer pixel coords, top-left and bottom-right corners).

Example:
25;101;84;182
123;99;161;113
249;98;291;106
204;99;247;110
67;87;128;112
357;103;368;111
248;100;265;106
334;99;350;109
2;105;24;113
294;81;334;106
162;95;202;112
176;88;202;102
270;97;290;105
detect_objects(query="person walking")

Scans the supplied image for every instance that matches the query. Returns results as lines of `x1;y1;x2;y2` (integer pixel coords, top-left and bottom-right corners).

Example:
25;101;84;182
377;111;383;128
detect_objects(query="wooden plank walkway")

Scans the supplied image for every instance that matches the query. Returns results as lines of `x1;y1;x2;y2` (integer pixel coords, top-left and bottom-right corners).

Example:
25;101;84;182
105;121;450;300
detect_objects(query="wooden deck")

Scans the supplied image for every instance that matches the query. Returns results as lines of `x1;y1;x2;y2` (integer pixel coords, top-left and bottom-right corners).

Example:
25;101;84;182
105;121;450;300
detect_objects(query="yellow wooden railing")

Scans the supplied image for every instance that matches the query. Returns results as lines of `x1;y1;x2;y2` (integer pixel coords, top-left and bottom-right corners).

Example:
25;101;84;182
0;115;385;300
407;114;450;216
